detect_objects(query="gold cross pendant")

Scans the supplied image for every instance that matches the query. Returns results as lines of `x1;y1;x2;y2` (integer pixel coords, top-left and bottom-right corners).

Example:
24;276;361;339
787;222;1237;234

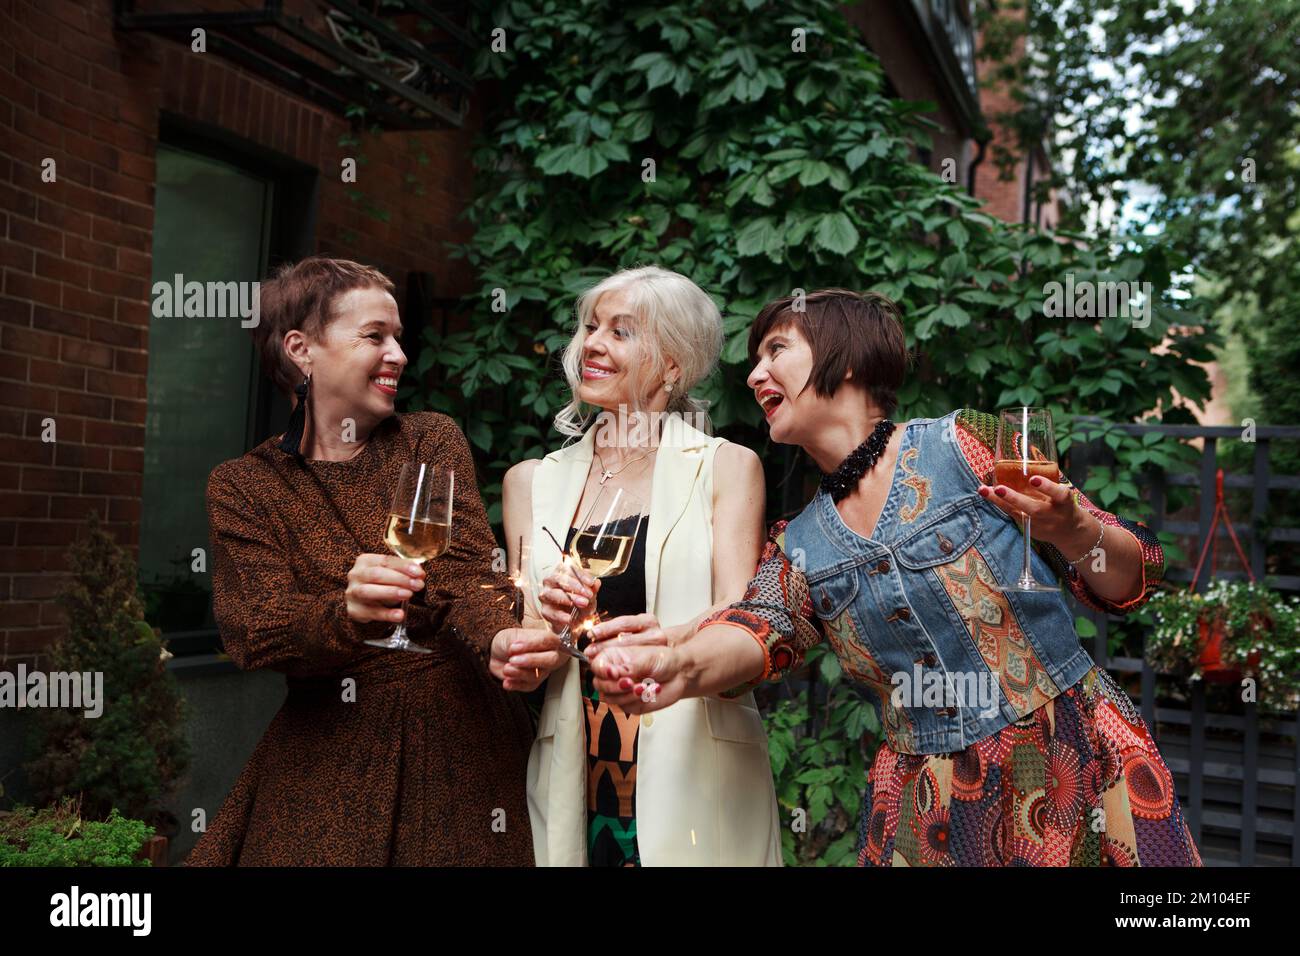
599;470;614;484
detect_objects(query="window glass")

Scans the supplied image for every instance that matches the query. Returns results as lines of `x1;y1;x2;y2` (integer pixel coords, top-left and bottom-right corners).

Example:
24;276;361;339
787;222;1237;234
140;145;273;633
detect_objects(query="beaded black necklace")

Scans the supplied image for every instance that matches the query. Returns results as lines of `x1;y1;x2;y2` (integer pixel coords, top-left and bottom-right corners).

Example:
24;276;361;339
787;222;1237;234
819;419;896;502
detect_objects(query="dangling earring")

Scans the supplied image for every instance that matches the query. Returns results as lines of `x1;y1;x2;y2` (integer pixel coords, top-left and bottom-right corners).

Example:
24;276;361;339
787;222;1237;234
279;372;311;459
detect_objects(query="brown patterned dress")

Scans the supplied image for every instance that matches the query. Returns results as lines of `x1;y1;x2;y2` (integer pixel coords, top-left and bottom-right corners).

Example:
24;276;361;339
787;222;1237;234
185;412;535;866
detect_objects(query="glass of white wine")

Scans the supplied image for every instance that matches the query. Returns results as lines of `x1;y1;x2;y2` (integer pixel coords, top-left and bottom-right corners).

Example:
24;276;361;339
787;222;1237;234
555;486;645;661
366;462;454;654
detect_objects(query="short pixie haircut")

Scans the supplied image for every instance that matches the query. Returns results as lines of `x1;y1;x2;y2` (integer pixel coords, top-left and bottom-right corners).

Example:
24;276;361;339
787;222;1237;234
253;256;395;395
748;288;909;416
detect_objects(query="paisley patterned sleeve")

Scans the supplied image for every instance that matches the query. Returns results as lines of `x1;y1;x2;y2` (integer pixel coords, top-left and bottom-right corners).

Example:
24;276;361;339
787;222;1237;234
698;520;824;697
954;408;1165;614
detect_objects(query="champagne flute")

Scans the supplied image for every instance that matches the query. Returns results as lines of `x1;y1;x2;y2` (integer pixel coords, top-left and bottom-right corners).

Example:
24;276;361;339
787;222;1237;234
554;486;645;661
992;407;1062;593
366;462;454;653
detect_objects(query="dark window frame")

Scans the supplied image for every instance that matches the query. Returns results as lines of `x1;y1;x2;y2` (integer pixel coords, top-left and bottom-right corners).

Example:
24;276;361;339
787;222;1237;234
149;113;319;656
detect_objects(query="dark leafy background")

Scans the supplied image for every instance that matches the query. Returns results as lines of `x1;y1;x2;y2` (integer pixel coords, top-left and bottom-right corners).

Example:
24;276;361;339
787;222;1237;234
392;0;1220;864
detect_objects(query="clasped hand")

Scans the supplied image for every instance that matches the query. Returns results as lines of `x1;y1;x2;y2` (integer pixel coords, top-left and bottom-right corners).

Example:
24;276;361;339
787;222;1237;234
492;558;672;693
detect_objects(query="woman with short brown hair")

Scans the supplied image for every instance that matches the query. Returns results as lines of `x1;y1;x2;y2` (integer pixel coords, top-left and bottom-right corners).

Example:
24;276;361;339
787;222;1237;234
186;256;542;866
588;287;1201;867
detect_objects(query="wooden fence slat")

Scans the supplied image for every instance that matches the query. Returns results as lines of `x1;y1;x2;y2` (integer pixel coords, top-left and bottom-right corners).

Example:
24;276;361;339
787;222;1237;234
1162;753;1296;788
1160;519;1300;540
1294;729;1300;867
1109;422;1300;439
1154;704;1298;735
1195;438;1218;593
1190;680;1206;843
1165;472;1300;491
1242;700;1258;865
1252;439;1270;578
1166;568;1300;591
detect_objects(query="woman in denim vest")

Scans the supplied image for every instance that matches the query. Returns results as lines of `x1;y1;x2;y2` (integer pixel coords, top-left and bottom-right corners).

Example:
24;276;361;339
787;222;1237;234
582;288;1201;867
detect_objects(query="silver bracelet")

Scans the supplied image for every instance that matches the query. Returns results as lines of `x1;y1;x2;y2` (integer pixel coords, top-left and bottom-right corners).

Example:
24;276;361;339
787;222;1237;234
1068;521;1105;566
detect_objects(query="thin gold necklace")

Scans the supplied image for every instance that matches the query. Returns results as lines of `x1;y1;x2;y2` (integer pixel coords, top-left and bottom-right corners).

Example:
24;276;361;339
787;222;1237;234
594;447;654;485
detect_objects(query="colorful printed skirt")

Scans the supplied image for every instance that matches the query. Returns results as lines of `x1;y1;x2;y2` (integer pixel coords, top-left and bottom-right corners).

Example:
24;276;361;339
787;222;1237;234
856;667;1202;866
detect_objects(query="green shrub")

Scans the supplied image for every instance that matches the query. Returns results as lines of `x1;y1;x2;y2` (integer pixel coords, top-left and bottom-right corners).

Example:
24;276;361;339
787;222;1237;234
0;799;153;867
24;513;189;823
762;645;880;866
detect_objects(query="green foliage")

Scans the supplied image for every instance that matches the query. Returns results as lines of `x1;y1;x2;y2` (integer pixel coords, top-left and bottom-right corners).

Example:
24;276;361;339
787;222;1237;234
980;0;1299;261
0;799;154;867
24;513;190;823
982;0;1300;460
1146;580;1300;713
1066;417;1200;523
762;645;880;866
413;0;1214;518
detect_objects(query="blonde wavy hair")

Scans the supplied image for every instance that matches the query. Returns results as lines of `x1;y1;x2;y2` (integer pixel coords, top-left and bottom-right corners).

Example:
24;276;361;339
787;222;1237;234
553;265;723;438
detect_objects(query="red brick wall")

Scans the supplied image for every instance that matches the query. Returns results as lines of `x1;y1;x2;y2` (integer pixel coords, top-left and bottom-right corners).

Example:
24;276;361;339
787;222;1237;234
0;0;481;664
848;0;1061;228
847;0;972;181
973;22;1027;224
972;3;1060;227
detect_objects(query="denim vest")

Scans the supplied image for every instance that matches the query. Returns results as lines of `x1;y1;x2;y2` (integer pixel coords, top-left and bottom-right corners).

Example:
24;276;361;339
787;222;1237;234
782;410;1094;755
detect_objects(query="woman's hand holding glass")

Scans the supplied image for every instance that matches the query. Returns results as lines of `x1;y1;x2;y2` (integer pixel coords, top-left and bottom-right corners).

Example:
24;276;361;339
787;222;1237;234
979;406;1106;592
977;474;1100;555
584;613;674;659
537;561;601;633
345;553;425;625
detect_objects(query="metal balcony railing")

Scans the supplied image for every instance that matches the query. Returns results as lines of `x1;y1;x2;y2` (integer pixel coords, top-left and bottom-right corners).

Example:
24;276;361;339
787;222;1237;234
114;0;474;130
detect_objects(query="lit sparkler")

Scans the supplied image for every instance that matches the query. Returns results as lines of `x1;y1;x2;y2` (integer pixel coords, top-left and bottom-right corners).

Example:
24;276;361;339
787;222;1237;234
480;537;533;624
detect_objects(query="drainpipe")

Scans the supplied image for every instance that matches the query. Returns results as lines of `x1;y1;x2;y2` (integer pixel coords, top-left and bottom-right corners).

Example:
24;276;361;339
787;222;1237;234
966;134;989;196
1022;146;1035;224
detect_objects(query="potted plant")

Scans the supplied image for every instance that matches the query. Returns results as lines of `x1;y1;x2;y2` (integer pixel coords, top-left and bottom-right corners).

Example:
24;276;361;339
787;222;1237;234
24;513;190;864
1147;580;1300;712
0;796;156;866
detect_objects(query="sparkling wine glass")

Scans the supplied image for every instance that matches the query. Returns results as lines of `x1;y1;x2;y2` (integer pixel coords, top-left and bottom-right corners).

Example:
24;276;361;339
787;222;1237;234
554;486;645;661
366;462;453;653
993;407;1061;593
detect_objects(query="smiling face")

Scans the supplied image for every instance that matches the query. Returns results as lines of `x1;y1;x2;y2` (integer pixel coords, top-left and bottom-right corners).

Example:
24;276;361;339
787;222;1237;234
576;289;669;413
747;321;832;445
290;285;407;430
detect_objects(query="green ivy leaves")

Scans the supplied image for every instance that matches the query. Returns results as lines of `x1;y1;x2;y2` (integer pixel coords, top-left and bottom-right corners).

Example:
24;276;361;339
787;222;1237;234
536;141;629;178
813;212;859;255
449;0;1214;544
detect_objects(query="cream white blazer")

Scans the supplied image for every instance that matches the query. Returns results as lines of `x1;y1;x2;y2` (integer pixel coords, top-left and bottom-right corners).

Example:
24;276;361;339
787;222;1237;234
524;413;782;866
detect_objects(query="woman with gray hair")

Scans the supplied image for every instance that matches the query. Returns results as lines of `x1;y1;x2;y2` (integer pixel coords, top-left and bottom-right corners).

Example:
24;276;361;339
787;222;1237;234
498;265;782;866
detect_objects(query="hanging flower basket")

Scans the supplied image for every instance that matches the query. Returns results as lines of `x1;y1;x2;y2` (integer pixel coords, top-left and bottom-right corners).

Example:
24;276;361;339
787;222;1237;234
1147;468;1300;711
1196;612;1233;680
1147;581;1300;711
1194;605;1262;682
